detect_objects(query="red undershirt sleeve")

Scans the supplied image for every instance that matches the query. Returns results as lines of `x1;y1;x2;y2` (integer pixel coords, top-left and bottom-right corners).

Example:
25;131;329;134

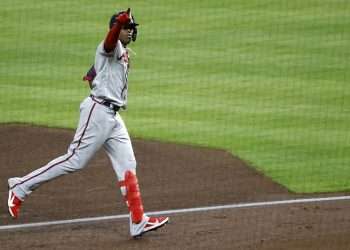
104;23;122;53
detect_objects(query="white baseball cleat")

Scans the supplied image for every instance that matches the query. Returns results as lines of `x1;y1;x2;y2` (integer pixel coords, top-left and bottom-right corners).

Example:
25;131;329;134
8;189;22;219
130;215;169;238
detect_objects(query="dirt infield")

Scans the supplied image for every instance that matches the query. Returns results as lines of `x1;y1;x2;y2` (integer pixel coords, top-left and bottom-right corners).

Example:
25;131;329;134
0;124;349;249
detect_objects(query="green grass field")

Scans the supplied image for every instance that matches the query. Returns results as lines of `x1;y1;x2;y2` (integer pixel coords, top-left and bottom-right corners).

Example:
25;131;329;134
1;0;349;193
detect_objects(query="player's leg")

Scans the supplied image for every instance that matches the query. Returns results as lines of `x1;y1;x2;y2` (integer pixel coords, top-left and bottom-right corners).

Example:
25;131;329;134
8;97;113;217
103;114;168;237
102;113;138;213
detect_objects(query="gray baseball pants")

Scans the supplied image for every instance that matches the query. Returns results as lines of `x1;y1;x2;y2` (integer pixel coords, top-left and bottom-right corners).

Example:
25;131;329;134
9;96;136;200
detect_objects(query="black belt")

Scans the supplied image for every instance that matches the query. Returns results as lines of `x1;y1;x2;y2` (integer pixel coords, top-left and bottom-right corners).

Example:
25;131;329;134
90;95;120;112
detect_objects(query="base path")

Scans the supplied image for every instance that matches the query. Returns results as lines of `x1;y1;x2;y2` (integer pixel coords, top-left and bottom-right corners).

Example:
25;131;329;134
0;124;349;249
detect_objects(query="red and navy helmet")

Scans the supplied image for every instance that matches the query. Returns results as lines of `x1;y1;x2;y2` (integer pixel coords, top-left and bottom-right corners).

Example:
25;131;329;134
109;11;139;42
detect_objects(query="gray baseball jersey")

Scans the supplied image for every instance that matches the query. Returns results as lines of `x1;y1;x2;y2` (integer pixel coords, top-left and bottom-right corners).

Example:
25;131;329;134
91;40;129;107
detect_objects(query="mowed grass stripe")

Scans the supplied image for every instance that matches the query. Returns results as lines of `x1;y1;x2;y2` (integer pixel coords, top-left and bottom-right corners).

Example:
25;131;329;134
0;0;349;192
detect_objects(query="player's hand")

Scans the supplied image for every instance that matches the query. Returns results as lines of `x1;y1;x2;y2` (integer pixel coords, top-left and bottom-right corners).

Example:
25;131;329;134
117;8;131;26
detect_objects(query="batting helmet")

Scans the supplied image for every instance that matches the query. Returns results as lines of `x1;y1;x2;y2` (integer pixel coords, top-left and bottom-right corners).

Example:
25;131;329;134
109;11;139;42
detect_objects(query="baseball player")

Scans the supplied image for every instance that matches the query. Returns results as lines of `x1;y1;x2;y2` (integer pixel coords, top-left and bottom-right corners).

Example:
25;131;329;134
7;8;169;238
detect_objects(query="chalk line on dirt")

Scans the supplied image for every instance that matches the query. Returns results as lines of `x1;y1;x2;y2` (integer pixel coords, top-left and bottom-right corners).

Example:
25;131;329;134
1;195;349;231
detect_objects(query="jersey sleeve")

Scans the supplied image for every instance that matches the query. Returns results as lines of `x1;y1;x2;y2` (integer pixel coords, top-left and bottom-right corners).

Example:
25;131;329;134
83;65;96;84
94;42;114;72
97;41;115;57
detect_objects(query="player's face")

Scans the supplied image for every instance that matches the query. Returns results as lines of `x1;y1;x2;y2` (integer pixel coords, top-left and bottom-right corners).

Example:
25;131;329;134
119;27;133;46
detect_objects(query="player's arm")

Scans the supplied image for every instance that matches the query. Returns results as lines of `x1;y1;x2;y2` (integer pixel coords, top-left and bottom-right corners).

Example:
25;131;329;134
104;8;131;53
82;65;96;89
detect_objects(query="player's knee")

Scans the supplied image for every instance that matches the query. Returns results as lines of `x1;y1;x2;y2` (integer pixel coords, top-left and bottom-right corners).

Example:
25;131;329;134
117;159;136;181
124;153;136;168
69;156;90;171
127;158;137;171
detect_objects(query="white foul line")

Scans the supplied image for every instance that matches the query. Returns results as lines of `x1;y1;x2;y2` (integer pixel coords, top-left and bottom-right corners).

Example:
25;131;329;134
1;195;349;231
